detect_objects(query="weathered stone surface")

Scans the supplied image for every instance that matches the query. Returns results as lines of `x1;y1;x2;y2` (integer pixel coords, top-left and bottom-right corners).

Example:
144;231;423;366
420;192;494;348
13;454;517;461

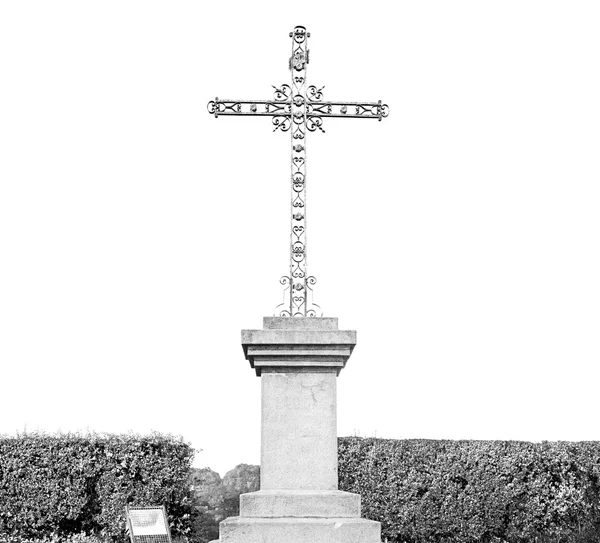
239;489;361;518
242;329;356;345
242;318;357;376
263;317;338;330
261;370;337;490
219;516;381;543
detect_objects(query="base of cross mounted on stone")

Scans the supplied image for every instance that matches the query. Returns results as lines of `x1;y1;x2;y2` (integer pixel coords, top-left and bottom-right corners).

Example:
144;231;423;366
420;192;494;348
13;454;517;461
208;317;381;543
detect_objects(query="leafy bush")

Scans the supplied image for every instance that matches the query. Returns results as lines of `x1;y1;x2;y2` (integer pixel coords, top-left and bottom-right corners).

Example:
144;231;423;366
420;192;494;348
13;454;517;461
0;532;105;543
188;464;259;543
338;438;600;543
189;468;223;543
0;432;195;542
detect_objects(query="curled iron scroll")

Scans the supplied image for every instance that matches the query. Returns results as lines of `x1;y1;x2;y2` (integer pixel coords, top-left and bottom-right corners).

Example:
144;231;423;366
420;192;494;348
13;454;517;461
306;116;324;132
307;85;324;102
273;84;292;102
272;116;291;132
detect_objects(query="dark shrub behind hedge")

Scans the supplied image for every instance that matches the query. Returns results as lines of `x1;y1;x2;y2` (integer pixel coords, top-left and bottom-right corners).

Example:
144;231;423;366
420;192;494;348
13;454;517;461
338;437;600;543
0;433;194;541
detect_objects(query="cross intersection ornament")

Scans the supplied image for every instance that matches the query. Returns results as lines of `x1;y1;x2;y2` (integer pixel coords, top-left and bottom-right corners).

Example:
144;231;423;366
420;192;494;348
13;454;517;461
207;26;389;317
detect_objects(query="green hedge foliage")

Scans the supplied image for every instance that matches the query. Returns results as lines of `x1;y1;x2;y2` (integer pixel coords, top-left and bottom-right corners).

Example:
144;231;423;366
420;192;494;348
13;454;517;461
338;438;600;543
189;464;260;543
0;433;194;541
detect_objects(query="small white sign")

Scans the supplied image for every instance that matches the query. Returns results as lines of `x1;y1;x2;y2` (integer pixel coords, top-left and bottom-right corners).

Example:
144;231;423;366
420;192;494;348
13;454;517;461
128;508;168;536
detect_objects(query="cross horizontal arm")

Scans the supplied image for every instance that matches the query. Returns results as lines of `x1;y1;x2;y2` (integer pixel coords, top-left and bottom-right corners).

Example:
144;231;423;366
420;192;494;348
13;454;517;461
307;100;389;120
207;98;291;118
207;99;389;120
207;84;293;119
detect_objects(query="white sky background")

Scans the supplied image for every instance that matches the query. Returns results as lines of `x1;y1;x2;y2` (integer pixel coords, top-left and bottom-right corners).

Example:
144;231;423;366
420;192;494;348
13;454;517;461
1;1;599;477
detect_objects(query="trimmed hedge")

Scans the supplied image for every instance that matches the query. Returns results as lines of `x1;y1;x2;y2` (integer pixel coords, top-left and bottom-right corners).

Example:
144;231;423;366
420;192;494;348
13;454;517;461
0;433;194;541
338;438;600;543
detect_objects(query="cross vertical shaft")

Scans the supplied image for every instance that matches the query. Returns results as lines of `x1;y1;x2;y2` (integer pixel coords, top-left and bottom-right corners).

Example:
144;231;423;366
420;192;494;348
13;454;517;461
285;26;313;317
207;25;388;318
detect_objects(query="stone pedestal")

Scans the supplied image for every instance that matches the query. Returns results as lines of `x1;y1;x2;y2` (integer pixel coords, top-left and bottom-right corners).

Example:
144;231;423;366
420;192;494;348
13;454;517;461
210;317;381;543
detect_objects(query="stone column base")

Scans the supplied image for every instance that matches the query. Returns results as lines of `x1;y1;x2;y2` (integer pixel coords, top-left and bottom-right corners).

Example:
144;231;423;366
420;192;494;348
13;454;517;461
240;489;361;517
209;490;381;543
211;515;381;543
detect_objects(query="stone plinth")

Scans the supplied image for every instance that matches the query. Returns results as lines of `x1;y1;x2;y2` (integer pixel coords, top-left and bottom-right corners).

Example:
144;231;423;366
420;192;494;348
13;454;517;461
210;317;381;543
219;517;381;543
261;370;338;490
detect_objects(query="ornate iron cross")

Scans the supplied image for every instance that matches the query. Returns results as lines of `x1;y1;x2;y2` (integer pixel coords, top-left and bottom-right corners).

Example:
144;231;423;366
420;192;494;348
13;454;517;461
207;26;389;317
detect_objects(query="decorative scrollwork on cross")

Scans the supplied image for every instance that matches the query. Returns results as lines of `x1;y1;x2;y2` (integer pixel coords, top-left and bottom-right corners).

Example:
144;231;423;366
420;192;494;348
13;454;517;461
306;116;324;133
207;26;388;317
273;84;291;102
307;85;324;102
272;116;291;132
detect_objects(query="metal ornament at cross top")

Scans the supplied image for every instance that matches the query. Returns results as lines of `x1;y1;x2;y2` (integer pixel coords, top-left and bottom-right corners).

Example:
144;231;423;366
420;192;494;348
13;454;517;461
207;26;389;317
